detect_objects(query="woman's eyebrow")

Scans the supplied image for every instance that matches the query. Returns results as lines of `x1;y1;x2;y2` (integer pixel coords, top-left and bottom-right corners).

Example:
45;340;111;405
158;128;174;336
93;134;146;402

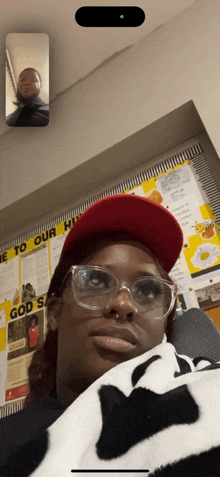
95;264;159;279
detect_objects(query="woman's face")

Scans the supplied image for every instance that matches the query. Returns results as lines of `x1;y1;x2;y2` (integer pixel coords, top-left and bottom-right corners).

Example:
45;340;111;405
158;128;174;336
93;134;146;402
54;242;167;405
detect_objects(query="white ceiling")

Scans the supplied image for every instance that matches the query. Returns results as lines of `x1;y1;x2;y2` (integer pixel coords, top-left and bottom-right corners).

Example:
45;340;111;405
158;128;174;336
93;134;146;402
2;0;198;103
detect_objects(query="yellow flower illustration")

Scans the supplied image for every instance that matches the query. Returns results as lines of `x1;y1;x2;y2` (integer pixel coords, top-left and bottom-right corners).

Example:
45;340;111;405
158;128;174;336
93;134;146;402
191;243;220;270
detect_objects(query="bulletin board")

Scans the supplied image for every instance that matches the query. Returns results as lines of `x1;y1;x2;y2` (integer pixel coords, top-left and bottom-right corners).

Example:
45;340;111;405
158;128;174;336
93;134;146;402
1;141;220;416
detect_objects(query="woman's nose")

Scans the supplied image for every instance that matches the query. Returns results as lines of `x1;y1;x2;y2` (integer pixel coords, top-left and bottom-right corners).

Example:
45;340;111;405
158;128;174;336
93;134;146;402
106;289;136;320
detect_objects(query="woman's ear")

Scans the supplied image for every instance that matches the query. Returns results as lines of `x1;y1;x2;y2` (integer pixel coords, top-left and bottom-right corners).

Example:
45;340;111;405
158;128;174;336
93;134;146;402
46;296;62;331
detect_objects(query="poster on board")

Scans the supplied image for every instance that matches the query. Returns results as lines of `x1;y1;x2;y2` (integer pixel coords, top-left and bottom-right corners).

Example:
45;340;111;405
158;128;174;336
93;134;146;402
0;256;19;304
5;309;45;402
20;244;50;300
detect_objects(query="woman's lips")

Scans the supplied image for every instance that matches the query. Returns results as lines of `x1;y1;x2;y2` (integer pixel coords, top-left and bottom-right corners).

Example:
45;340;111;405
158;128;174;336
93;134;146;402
92;335;136;352
90;326;138;352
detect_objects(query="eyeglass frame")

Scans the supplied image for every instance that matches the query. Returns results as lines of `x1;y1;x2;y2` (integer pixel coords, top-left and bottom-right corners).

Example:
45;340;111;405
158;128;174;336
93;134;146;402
57;265;179;320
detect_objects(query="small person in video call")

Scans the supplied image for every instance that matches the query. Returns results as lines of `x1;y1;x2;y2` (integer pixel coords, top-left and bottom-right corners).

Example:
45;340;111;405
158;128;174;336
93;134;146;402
28;315;39;351
1;194;220;477
6;67;49;127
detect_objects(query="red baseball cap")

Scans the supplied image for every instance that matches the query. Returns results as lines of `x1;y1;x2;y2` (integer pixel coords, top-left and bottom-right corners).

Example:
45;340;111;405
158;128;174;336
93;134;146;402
61;193;183;270
47;194;183;301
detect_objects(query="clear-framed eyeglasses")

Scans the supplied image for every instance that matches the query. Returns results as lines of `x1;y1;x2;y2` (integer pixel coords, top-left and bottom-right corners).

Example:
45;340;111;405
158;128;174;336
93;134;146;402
59;265;178;319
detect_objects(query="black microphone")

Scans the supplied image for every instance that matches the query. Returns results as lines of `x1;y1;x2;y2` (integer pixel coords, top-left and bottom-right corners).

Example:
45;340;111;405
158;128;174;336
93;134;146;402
171;307;220;362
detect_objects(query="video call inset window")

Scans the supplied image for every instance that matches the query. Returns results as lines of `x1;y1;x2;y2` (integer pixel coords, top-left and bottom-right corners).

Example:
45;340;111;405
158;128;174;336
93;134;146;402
5;33;49;127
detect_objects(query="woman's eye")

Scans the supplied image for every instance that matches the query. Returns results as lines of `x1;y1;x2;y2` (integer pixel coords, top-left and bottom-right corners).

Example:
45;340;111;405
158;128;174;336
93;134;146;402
137;287;153;298
87;272;110;289
89;277;104;287
135;281;163;300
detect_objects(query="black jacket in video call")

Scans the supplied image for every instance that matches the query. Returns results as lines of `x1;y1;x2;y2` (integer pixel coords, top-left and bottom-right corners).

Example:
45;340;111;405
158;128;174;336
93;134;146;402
6;97;49;127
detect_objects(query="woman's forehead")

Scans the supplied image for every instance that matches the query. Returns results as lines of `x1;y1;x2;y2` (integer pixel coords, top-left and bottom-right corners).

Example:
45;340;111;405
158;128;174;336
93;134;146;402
81;240;157;266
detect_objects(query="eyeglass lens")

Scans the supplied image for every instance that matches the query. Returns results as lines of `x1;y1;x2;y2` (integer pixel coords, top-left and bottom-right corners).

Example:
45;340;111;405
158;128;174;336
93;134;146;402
72;267;172;316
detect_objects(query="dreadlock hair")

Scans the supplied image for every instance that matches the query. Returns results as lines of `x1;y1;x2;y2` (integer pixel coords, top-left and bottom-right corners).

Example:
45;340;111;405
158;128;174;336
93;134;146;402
23;232;178;408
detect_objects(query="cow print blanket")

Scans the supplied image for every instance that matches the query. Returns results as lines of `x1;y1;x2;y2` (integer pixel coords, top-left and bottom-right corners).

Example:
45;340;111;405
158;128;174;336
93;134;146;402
4;343;220;476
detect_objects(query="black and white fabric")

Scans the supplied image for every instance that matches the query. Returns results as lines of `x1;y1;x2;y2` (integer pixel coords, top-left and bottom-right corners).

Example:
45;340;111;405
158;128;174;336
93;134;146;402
2;342;220;476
